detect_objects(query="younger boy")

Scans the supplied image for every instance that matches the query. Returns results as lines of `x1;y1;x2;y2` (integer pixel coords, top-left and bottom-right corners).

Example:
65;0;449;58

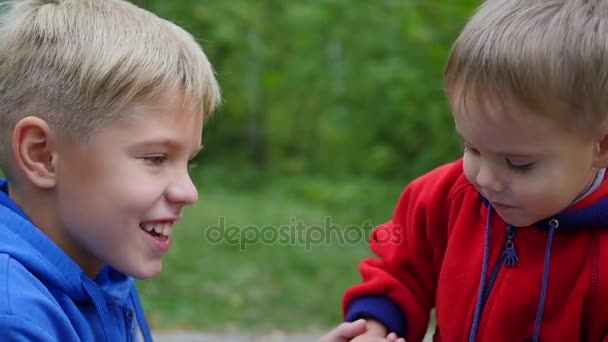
0;0;220;340
323;0;608;341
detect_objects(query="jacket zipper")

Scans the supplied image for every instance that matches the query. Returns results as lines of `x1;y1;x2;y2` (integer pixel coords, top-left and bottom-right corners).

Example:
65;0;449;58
477;225;518;325
125;308;134;342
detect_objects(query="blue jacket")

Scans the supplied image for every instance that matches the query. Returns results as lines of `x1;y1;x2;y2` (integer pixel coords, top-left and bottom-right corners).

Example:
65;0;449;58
0;180;153;341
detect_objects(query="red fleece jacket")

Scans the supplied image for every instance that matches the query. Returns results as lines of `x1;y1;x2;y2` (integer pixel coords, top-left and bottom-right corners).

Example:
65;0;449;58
343;159;608;342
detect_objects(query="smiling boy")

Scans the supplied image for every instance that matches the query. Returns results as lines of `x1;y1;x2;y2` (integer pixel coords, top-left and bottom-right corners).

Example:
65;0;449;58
0;0;220;340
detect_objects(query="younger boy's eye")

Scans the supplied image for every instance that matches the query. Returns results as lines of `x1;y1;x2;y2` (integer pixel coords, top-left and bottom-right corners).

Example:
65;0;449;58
463;143;479;155
143;155;167;166
506;159;535;173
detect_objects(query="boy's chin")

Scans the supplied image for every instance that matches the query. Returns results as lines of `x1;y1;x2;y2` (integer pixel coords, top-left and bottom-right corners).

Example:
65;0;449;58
124;262;163;280
493;209;536;228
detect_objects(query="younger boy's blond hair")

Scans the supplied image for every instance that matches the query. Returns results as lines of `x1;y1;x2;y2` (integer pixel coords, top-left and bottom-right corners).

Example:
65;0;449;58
445;0;608;135
0;0;221;179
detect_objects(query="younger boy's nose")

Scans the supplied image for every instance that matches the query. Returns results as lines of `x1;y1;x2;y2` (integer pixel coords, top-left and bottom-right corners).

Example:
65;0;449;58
475;163;504;193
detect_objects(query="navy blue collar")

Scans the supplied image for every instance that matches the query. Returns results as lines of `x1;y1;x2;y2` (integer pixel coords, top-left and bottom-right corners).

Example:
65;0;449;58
0;180;30;221
480;195;608;230
536;198;608;230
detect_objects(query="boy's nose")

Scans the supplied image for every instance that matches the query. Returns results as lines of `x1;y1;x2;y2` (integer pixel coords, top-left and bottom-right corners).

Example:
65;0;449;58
475;163;504;193
167;173;199;205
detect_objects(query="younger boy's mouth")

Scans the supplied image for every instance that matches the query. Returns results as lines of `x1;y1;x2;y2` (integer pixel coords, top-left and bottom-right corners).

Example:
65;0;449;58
139;222;173;241
491;202;517;212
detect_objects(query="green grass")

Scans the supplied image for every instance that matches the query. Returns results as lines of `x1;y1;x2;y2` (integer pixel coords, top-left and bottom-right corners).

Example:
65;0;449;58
137;166;406;332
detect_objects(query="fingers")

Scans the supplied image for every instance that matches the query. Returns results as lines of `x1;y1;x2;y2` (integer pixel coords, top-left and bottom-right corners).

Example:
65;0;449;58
319;319;367;342
386;332;406;342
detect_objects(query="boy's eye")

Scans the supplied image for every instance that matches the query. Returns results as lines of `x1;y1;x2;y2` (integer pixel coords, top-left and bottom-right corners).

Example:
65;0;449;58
463;143;479;154
506;159;535;173
143;155;167;166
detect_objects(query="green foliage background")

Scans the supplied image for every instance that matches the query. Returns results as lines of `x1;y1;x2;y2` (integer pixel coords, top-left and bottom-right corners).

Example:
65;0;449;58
134;0;479;180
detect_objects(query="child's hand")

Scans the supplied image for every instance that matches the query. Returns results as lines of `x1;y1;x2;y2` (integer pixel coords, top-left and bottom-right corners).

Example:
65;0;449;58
319;319;367;342
348;332;405;342
318;318;406;342
386;332;406;342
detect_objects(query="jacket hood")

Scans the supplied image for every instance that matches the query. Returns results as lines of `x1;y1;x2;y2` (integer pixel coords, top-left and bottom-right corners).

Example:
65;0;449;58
0;179;152;341
0;180;134;303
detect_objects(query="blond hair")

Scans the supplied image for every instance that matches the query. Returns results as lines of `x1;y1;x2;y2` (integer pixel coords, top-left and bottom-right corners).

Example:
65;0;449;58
445;0;608;135
0;0;221;175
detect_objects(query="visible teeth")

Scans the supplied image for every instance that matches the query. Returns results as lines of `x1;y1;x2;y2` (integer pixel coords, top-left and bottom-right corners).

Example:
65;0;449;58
141;223;173;236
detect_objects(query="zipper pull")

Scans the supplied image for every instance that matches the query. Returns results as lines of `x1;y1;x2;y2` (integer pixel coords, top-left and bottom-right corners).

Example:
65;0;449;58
503;225;518;267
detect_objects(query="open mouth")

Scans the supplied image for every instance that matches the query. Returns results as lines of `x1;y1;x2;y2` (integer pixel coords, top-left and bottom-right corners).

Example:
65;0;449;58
139;223;172;242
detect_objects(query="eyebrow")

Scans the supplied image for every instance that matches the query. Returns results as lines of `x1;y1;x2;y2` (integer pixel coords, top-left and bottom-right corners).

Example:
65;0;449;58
131;139;203;156
455;132;539;159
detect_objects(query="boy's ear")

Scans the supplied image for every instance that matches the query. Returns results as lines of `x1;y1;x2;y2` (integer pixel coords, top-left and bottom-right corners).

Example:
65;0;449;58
12;116;59;189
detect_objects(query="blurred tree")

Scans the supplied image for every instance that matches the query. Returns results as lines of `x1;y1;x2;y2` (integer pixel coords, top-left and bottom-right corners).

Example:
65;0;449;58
140;0;481;181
